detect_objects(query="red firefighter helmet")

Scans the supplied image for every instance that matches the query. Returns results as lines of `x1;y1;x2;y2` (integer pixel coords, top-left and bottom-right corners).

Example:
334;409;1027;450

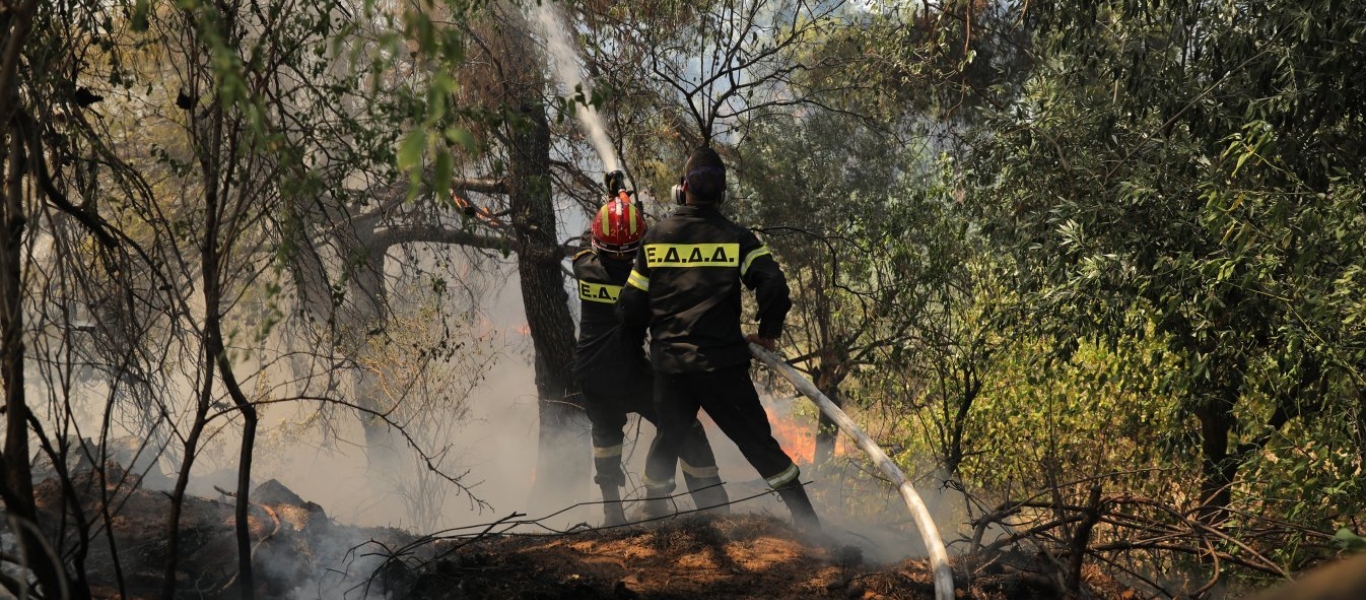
591;197;646;256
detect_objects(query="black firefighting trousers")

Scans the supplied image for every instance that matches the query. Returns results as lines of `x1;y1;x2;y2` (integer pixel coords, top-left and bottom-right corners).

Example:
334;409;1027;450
580;370;720;488
643;364;799;493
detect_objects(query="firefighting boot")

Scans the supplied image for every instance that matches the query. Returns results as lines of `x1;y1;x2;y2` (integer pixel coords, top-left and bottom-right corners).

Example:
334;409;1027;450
775;481;821;533
594;454;629;526
683;472;730;516
633;478;675;522
600;484;627;527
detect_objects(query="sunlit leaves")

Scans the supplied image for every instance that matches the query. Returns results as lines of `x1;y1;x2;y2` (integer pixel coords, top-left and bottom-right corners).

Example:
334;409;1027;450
1334;527;1366;552
398;130;426;175
964;0;1366;571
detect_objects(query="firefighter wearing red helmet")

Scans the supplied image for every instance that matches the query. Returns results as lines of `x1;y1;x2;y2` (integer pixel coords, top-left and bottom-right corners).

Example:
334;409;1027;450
588;194;644;255
573;172;730;526
617;147;819;532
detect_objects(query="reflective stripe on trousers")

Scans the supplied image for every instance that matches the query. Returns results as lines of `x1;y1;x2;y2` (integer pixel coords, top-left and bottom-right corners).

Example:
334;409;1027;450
593;444;623;458
765;463;800;488
680;459;720;479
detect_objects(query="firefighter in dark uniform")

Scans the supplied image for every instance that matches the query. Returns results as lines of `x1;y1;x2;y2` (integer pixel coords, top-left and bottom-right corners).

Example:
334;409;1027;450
617;147;820;531
574;173;730;526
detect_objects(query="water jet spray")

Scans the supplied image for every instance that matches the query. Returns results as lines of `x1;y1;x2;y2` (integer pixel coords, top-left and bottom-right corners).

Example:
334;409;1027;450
531;3;624;184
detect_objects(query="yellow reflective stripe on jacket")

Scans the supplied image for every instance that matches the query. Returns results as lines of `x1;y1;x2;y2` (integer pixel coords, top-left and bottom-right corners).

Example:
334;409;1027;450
592;444;623;458
765;463;800;488
643;243;740;268
627;270;650;291
743;246;775;278
740;245;771;277
578;280;621;304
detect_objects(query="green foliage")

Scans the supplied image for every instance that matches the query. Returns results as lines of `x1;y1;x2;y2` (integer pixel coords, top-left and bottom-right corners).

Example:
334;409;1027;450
803;0;1031;122
1240;418;1365;539
957;329;1189;491
940;0;1366;575
733;109;934;391
1334;528;1366;553
17;0;1366;590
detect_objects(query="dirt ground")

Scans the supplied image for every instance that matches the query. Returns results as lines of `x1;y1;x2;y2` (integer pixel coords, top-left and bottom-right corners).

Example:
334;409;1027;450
27;470;1142;599
390;514;1139;600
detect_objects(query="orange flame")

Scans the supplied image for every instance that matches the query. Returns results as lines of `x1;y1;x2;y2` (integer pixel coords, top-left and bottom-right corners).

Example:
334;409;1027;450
453;194;507;229
763;404;851;465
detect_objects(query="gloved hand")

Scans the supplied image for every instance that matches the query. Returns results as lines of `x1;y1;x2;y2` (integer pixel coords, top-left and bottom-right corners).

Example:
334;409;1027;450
745;333;776;351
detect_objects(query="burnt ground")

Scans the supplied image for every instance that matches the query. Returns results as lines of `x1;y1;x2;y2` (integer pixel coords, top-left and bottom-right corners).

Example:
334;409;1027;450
26;468;1143;599
388;514;1142;600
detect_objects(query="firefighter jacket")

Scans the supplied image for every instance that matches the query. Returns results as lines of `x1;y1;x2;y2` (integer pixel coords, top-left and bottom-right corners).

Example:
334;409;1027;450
617;204;791;374
572;249;649;382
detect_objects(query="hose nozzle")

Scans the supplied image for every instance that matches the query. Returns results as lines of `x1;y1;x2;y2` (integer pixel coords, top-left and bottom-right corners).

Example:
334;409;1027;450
604;170;628;196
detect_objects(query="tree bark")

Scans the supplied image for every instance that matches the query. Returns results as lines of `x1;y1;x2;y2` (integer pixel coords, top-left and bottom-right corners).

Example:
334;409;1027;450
1195;384;1239;524
944;366;982;477
507;100;588;511
1357;385;1366;471
813;357;845;467
2;127;72;600
0;2;72;596
2;119;71;600
1065;484;1103;597
348;228;400;468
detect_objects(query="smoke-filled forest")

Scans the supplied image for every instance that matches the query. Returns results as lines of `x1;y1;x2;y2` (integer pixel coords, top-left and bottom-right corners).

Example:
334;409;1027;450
1;0;1364;598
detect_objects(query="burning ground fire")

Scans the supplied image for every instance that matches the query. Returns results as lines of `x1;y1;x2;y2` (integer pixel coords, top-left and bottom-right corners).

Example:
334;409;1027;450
762;398;852;464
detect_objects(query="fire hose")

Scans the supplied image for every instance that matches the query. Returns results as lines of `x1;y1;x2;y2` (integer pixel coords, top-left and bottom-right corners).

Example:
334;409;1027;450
749;343;955;600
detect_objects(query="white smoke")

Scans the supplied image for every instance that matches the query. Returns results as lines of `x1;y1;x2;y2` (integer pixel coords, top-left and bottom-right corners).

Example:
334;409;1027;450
531;2;623;176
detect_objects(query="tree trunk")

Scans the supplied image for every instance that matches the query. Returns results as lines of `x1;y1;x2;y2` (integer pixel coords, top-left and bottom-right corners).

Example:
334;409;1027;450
1;119;70;600
1356;385;1366;470
1195;385;1239;524
944;367;982;477
282;196;402;467
200;125;258;598
810;286;846;468
813;363;842;467
507;100;588;512
0;3;73;596
347;233;400;468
